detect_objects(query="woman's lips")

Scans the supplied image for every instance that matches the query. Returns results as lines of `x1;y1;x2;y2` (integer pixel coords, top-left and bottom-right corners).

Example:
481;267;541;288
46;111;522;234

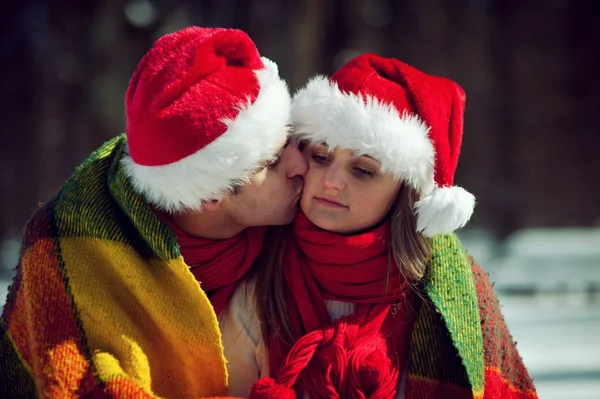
315;196;347;208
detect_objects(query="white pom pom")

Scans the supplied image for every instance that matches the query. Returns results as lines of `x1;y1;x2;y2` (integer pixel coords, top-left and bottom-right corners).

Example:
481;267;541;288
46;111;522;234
415;186;475;237
261;57;279;76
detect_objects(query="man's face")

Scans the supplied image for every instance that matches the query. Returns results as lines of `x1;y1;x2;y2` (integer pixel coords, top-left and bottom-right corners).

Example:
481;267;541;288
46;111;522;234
222;132;308;227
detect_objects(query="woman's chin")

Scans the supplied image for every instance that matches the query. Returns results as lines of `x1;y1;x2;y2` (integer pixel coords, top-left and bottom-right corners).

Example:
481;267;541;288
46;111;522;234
305;213;348;234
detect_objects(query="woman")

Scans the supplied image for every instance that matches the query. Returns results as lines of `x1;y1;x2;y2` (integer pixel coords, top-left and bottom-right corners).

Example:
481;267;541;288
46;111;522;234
220;53;537;399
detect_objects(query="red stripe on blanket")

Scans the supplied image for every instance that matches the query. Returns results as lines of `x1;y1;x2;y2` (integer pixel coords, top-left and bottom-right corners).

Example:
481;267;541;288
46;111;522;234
484;367;538;399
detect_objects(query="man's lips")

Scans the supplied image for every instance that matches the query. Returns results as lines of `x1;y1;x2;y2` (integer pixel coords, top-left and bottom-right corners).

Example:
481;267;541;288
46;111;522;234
315;196;347;207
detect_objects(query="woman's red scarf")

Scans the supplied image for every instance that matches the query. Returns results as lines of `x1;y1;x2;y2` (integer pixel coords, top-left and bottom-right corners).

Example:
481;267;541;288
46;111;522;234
252;212;418;399
155;210;266;315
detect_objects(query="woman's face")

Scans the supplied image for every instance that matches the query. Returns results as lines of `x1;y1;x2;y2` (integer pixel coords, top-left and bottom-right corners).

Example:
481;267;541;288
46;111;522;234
300;143;402;234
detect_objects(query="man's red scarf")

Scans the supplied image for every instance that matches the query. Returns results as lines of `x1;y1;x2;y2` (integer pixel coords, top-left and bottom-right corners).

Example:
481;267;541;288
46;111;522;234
156;211;266;315
252;212;418;399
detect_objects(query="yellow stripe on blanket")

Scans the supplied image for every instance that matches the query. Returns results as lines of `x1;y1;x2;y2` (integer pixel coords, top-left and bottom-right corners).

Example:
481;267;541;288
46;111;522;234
59;237;228;399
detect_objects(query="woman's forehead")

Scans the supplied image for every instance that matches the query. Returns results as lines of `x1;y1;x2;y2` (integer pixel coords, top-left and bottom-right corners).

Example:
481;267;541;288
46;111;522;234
309;142;380;162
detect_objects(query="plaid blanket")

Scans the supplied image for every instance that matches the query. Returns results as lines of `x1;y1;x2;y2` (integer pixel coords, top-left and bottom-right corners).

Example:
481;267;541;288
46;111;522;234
0;135;238;398
0;135;537;398
404;234;538;398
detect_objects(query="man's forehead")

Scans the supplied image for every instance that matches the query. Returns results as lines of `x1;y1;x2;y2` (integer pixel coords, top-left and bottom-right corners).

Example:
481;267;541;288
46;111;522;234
273;131;291;151
275;130;290;147
264;131;291;163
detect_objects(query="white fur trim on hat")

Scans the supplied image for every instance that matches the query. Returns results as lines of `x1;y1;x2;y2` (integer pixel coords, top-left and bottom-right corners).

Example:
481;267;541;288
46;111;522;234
122;57;290;213
292;76;436;195
415;185;476;237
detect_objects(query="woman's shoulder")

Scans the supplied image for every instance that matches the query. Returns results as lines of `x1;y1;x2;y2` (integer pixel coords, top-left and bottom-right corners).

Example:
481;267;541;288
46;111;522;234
221;281;262;343
230;281;259;315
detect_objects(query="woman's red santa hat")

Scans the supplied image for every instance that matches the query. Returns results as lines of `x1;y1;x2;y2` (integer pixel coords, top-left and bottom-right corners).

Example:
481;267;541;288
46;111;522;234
123;27;290;213
292;53;475;236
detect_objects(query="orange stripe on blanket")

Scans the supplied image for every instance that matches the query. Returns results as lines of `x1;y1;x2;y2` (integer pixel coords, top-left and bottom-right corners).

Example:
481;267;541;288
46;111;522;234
7;238;97;397
6;275;33;372
484;367;538;399
84;375;159;398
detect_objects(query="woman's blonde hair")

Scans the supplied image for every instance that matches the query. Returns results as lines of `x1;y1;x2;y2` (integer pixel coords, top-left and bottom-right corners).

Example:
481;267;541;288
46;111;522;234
251;171;432;349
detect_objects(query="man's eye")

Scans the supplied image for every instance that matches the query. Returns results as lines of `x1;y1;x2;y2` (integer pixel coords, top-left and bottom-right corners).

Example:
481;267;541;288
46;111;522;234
267;157;281;168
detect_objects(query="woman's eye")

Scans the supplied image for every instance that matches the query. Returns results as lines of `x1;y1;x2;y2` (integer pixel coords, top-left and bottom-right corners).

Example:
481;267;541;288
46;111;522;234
354;167;374;177
311;154;329;163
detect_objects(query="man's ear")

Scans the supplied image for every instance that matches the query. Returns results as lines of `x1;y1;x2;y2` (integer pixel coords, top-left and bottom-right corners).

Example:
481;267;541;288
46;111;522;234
200;199;221;213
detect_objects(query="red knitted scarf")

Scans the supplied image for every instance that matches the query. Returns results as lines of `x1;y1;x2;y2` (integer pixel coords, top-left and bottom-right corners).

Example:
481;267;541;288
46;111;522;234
155;210;266;315
253;212;417;399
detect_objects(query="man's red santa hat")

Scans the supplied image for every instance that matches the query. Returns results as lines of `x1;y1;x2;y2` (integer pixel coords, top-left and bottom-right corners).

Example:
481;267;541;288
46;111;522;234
123;27;290;212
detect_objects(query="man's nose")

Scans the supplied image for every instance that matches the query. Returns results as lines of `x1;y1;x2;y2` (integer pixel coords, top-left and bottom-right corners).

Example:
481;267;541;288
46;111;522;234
282;145;308;178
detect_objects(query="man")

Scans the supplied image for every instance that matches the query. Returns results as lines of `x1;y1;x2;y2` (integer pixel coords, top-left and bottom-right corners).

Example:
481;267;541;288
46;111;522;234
0;26;306;399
